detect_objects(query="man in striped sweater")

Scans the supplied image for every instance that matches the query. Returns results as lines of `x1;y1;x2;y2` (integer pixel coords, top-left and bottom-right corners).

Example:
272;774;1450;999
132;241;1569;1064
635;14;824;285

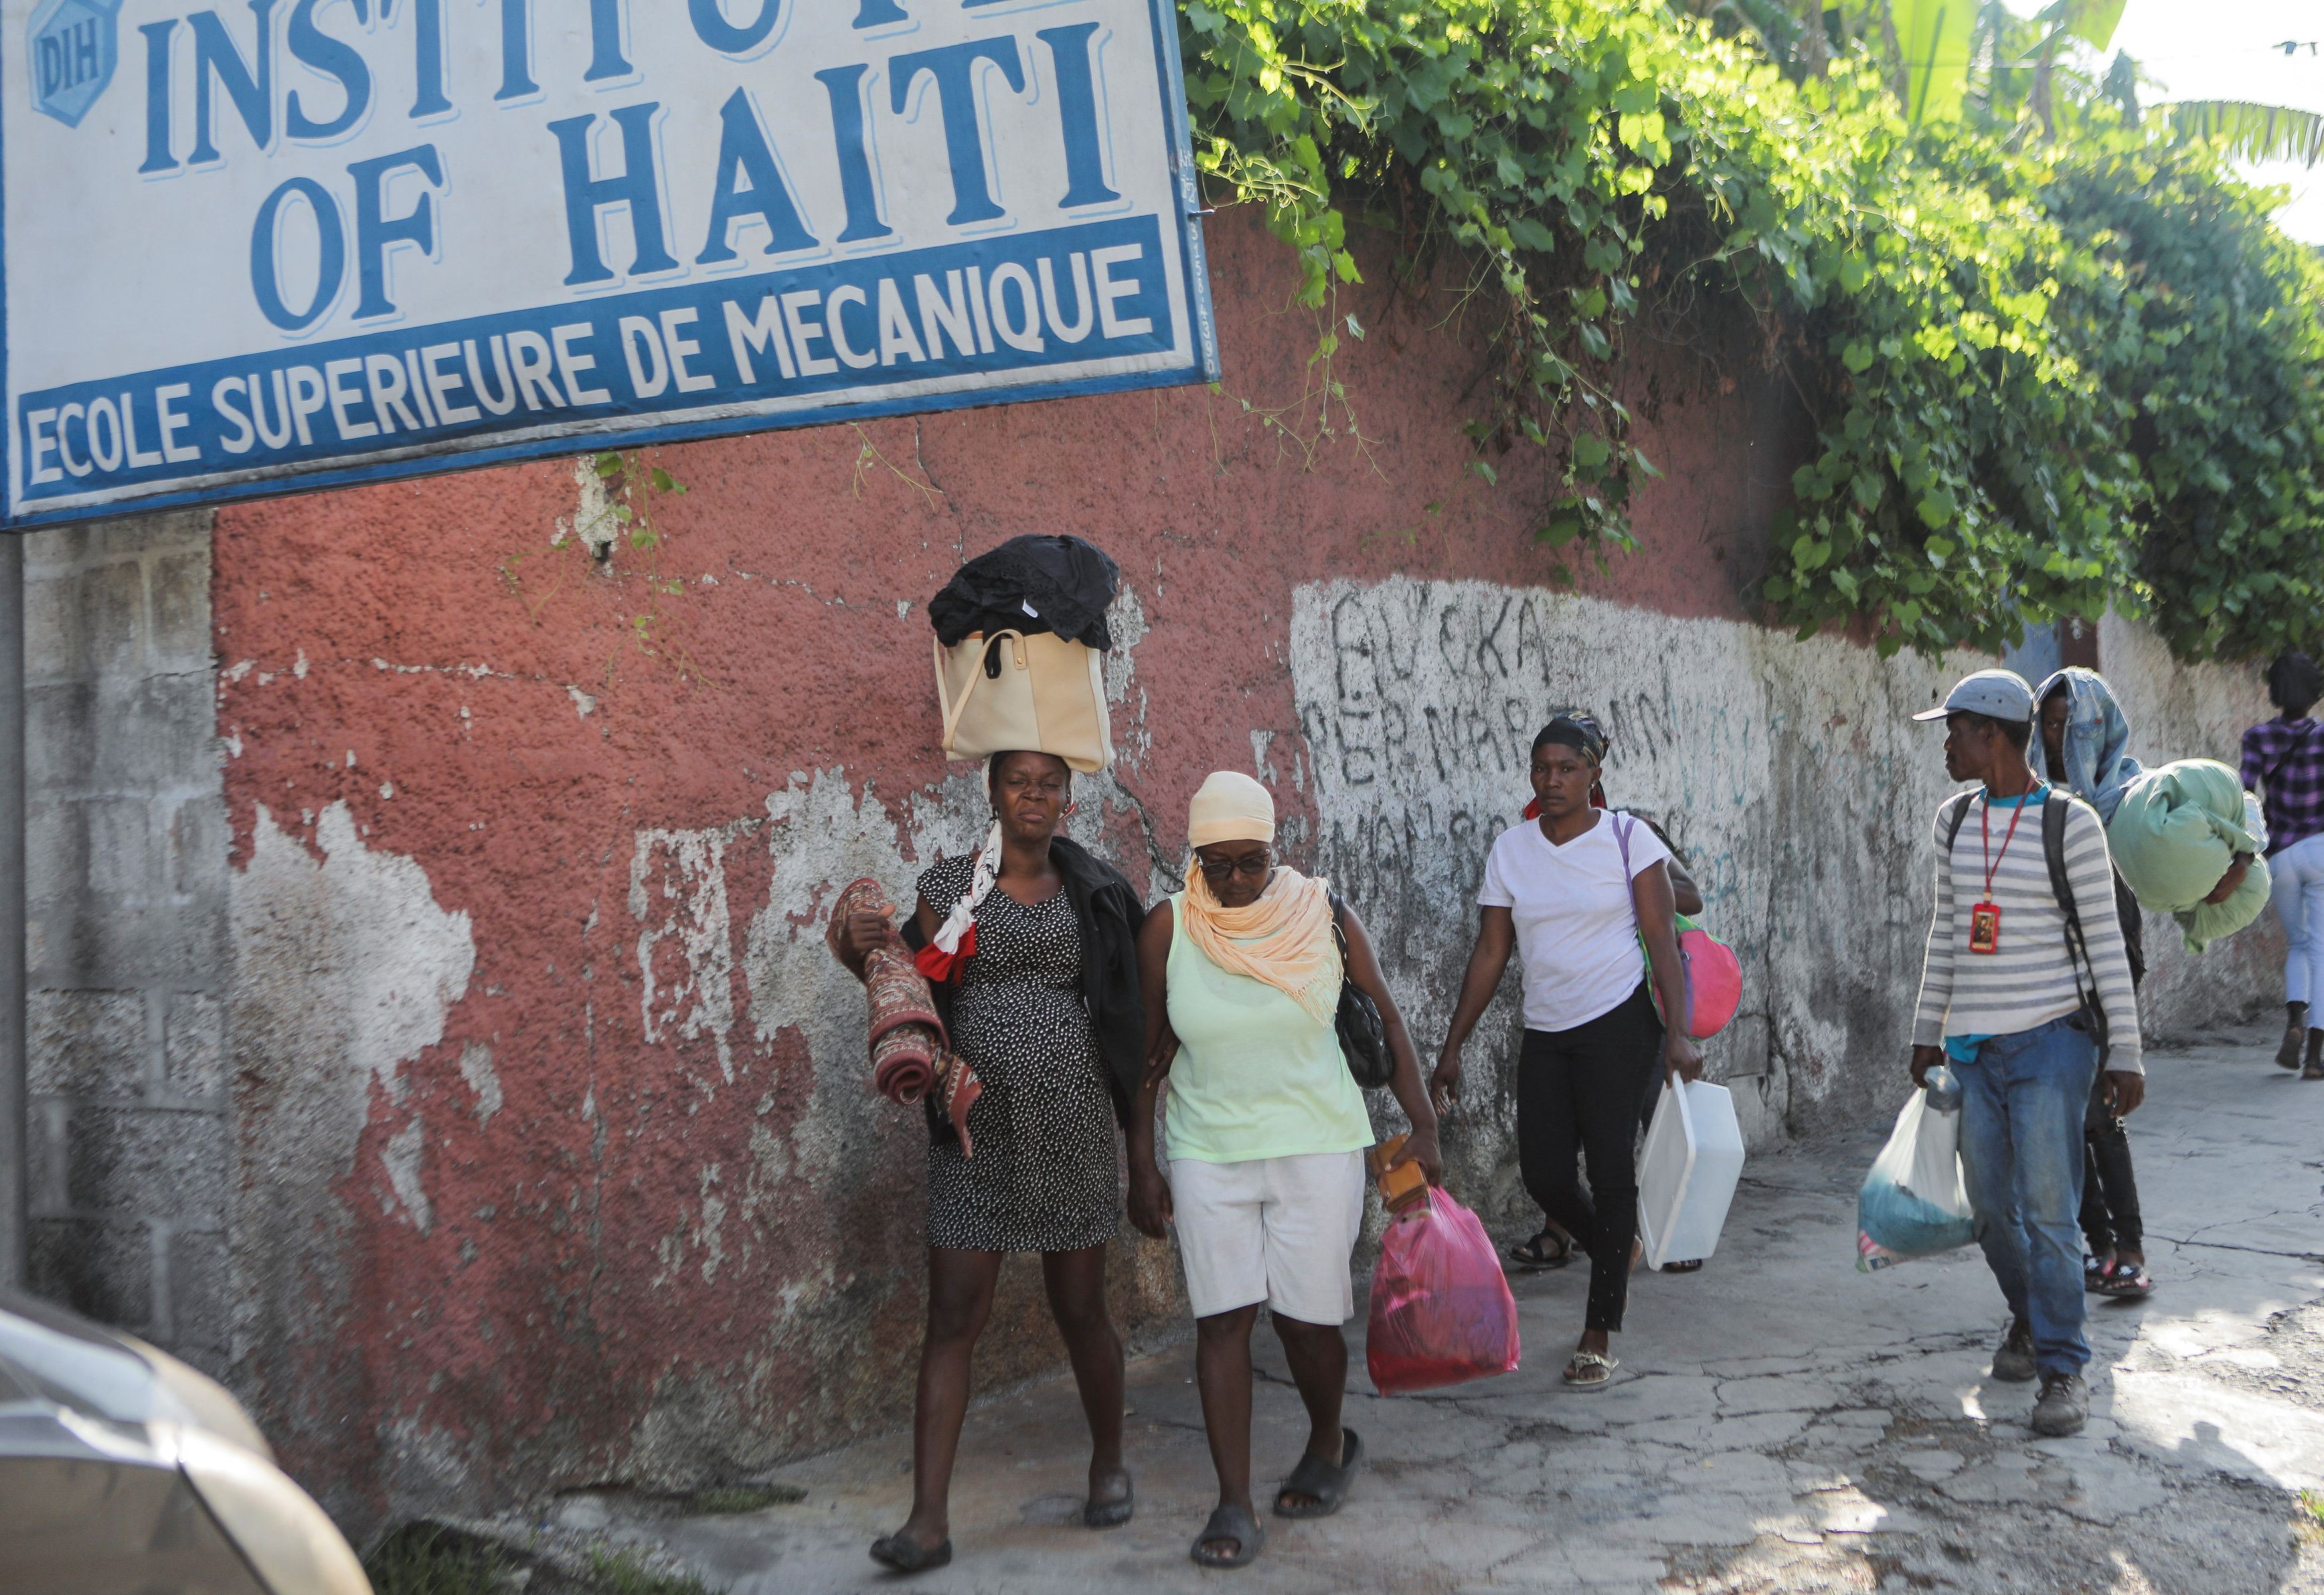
1908;670;2143;1439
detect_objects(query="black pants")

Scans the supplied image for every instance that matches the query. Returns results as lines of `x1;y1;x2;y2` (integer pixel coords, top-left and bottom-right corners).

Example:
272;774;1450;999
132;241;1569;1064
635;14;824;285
1517;983;1663;1333
2080;875;2145;1256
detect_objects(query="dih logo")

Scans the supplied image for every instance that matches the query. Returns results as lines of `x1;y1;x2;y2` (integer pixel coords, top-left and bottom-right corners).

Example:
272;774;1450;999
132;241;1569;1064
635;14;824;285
29;0;118;128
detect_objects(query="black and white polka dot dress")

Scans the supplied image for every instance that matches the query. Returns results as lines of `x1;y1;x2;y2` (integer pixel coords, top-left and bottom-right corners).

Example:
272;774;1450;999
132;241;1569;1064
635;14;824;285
918;855;1121;1252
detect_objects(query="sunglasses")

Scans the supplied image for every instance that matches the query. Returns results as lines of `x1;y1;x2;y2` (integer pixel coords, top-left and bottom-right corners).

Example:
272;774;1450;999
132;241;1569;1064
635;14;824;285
1195;851;1272;881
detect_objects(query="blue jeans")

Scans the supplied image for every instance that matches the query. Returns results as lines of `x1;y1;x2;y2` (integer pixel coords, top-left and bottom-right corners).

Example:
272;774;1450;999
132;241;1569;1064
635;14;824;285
2270;831;2324;1007
1954;1015;2100;1378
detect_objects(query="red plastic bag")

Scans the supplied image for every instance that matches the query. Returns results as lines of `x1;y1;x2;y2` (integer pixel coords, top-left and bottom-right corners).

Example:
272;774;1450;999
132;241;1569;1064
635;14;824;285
1365;1191;1521;1396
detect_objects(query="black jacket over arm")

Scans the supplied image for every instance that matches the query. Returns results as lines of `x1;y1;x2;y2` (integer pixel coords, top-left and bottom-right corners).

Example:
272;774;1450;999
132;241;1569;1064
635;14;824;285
901;835;1149;1147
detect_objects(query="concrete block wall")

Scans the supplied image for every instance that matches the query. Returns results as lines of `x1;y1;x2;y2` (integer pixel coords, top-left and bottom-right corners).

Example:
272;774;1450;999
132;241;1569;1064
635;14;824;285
23;509;230;1372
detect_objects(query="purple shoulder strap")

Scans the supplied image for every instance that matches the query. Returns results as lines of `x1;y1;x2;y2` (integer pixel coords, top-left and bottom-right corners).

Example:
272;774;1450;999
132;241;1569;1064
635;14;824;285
1611;811;1635;874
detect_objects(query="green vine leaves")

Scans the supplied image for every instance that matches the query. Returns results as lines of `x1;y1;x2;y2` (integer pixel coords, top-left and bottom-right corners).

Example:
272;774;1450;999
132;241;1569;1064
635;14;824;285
1178;0;2324;661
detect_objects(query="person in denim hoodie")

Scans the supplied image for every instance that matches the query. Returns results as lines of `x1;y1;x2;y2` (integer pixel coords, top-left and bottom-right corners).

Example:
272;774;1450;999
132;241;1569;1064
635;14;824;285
2031;668;2155;1299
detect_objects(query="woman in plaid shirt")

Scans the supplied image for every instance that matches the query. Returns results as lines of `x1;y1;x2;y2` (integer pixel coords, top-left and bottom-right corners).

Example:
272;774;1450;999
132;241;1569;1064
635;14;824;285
2244;651;2324;1079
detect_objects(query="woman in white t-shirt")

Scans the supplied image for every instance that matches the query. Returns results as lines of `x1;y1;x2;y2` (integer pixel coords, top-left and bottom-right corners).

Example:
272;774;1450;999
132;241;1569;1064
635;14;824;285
1430;712;1702;1387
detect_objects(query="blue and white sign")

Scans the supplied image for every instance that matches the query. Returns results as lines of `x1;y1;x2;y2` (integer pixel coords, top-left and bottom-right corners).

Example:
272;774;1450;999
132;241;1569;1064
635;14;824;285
1;0;1218;526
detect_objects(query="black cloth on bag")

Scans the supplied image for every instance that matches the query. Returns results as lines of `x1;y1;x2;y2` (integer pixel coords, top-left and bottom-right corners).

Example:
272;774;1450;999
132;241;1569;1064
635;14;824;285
902;835;1147;1145
929;535;1121;651
1517;982;1664;1334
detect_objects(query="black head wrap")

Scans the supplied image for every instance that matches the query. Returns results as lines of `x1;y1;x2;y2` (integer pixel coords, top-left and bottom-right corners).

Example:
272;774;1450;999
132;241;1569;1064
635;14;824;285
1531;709;1608;766
2269;651;2323;713
1525;710;1610;813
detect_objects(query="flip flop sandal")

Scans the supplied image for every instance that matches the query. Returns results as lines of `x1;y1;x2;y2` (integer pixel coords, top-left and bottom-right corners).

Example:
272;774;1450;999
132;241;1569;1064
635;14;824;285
2098;1260;2155;1298
1507;1230;1573;1270
1189;1503;1264;1569
1660;1259;1704;1274
1274;1429;1365;1519
2084;1255;2110;1294
1563;1351;1619;1389
869;1533;954;1573
1084;1473;1135;1529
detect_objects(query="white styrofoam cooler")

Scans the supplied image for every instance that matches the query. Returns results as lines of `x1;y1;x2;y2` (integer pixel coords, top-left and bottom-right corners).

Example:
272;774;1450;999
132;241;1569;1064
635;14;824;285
1636;1078;1747;1269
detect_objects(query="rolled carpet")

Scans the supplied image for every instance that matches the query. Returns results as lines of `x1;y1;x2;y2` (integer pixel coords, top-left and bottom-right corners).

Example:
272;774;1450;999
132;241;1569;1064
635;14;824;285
827;877;982;1153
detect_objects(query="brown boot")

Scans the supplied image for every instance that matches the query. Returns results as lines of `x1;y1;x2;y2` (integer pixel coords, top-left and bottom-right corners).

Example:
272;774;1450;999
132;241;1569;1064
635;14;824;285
2304;1029;2324;1082
2278;1003;2309;1070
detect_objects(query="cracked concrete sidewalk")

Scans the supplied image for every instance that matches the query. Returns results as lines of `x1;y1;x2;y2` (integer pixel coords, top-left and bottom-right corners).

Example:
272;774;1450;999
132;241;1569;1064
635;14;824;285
574;1029;2324;1593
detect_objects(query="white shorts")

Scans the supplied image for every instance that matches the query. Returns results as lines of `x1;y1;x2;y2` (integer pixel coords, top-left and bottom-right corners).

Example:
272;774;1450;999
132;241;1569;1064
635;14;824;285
1168;1150;1367;1324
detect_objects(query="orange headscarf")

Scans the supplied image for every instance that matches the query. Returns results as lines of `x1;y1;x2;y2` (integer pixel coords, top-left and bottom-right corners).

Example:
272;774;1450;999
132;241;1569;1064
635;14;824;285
1181;865;1341;1024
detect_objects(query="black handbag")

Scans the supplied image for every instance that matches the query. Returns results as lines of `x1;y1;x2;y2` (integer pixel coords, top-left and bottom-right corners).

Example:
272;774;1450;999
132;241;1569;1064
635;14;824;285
1328;892;1393;1090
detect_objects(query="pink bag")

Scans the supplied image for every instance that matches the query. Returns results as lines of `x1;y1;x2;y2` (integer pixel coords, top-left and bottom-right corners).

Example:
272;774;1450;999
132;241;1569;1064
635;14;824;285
1671;920;1743;1038
1612;814;1743;1039
1365;1191;1521;1396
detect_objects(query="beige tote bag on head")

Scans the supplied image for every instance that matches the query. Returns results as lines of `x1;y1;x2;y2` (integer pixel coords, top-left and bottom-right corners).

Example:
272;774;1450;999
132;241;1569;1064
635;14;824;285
934;630;1114;774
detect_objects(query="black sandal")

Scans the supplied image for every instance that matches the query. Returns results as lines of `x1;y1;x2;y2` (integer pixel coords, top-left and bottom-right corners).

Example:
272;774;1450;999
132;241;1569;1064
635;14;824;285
869;1532;953;1573
1274;1429;1364;1519
1084;1470;1134;1529
1660;1258;1704;1274
1190;1503;1264;1568
1507;1230;1572;1270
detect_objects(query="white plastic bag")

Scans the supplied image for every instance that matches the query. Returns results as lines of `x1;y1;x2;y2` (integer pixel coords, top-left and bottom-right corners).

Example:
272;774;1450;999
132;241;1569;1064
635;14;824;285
1856;1077;1975;1271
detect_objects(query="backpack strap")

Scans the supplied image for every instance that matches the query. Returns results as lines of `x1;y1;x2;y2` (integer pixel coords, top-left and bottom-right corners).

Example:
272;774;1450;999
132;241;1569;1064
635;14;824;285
1940;791;1975;856
2042;792;2078;937
2042;791;2112;1066
2262;717;2324;787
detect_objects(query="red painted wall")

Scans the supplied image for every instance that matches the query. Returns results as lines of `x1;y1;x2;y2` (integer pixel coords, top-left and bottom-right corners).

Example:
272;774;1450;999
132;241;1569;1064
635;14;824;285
213;209;1806;1529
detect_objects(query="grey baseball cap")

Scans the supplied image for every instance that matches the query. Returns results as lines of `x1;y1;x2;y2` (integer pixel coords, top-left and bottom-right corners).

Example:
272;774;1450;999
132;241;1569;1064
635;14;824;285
1912;668;2035;724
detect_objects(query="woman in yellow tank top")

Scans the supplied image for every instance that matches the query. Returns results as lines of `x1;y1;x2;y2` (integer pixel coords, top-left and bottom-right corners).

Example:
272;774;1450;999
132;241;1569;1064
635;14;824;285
1125;772;1442;1570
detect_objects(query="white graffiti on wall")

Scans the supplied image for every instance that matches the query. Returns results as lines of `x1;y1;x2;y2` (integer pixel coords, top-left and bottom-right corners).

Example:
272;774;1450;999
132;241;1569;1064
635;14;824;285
1287;578;1979;1133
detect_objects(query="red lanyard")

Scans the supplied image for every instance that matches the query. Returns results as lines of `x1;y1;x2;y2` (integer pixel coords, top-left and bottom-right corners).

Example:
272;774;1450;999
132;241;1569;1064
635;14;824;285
1980;792;2032;899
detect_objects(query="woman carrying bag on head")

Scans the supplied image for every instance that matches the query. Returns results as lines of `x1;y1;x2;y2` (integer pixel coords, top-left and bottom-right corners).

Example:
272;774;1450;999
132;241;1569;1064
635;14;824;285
830;749;1146;1574
1430;713;1702;1388
1125;772;1442;1570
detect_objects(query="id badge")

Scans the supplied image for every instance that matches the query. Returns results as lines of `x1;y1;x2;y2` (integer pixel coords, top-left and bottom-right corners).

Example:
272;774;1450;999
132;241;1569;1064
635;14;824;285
1968;900;2001;955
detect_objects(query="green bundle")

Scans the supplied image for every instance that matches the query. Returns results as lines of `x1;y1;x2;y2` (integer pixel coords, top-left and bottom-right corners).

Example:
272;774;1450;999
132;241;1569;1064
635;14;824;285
2106;760;2271;954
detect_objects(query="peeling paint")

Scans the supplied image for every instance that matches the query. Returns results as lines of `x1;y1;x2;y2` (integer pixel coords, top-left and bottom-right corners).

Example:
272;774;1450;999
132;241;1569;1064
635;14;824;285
458;1042;503;1128
741;771;952;1186
226;799;478;1505
1102;586;1151;771
649;1163;732;1288
233;801;477;1108
630;819;756;1084
563;457;616;559
381;1118;434;1234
